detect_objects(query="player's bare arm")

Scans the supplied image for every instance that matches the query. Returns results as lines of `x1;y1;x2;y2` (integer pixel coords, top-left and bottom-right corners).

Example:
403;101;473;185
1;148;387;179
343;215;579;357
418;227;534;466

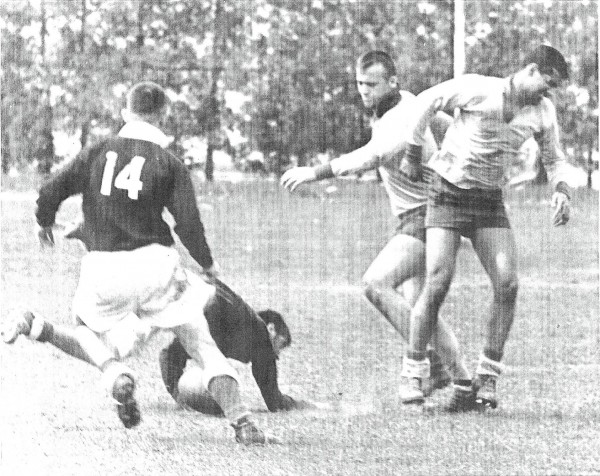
281;141;381;192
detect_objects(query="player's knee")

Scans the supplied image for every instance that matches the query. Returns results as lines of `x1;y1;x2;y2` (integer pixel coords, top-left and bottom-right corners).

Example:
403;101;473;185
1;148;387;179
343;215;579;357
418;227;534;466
362;279;381;305
361;277;391;307
426;268;453;305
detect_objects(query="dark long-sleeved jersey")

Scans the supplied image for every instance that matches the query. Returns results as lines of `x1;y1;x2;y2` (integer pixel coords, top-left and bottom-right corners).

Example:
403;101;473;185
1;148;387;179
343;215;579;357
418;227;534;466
36;121;213;269
160;279;292;412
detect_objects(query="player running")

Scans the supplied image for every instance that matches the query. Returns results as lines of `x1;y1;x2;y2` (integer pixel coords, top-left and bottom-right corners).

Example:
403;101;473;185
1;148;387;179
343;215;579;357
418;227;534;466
281;50;472;403
2;81;277;445
398;45;572;411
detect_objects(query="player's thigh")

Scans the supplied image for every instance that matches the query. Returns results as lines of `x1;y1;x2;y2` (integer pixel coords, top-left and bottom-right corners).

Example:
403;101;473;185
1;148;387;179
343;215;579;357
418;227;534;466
424;227;462;284
363;234;426;288
141;269;215;328
100;313;157;359
471;227;518;289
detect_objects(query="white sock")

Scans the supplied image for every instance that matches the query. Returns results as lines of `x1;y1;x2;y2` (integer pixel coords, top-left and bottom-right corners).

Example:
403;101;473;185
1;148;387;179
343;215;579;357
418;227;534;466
27;314;45;341
401;356;431;379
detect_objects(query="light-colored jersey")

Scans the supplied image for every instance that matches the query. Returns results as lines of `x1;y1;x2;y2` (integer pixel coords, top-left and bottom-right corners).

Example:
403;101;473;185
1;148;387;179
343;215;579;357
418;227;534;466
407;74;569;190
329;91;445;217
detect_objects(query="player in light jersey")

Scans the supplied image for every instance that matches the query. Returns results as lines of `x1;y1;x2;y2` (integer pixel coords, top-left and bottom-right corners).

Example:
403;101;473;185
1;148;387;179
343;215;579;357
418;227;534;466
398;45;572;411
2;81;277;445
281;51;472;402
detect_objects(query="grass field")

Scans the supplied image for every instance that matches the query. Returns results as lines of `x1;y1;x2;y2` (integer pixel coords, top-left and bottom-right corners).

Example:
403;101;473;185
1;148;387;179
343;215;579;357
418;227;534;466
1;175;599;476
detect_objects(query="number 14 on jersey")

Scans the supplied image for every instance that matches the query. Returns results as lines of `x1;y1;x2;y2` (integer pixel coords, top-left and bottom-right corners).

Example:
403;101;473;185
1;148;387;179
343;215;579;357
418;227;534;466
100;151;146;200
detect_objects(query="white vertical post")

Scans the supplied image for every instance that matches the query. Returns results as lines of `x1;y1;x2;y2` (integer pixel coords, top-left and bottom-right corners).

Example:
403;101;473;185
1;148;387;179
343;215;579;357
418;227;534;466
453;0;466;78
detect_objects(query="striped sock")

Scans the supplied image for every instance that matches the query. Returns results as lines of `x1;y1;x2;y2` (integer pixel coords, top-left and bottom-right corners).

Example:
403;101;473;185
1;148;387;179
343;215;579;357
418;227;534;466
453;379;473;392
476;354;504;377
27;313;53;342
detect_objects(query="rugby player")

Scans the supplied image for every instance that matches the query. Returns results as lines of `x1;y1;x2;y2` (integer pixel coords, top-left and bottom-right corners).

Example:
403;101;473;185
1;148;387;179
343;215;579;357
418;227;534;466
159;279;313;415
2;81;278;445
63;207;311;415
398;45;572;411
281;50;472;402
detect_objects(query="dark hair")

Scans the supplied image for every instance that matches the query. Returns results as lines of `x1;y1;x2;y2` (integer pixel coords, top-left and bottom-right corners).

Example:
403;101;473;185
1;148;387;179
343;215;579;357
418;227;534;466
356;50;397;78
523;45;569;80
127;81;167;115
257;309;291;346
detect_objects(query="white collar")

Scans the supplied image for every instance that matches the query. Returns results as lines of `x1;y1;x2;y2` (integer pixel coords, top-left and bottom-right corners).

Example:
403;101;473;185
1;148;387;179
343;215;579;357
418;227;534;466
118;120;170;148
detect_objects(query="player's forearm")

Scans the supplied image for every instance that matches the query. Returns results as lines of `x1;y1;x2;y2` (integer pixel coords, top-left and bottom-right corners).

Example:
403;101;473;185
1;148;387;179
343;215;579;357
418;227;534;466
36;174;74;227
310;147;379;180
36;154;87;226
328;144;380;176
537;142;572;199
175;218;214;269
251;356;285;411
535;102;573;199
170;173;214;268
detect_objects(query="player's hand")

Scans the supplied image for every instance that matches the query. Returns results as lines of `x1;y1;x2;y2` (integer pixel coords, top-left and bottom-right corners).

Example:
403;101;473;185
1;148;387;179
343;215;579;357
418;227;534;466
202;261;221;280
277;394;317;411
551;191;570;226
63;221;85;242
37;224;55;247
280;167;317;192
399;156;423;182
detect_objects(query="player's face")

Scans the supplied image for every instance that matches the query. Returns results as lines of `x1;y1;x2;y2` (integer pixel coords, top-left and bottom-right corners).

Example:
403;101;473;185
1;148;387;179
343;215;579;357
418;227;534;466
355;64;396;109
517;64;562;105
267;323;289;357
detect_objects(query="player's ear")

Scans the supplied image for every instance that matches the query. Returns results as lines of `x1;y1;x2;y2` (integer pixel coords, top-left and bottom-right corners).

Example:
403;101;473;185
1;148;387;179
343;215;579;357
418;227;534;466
266;322;277;340
525;63;539;77
388;75;399;89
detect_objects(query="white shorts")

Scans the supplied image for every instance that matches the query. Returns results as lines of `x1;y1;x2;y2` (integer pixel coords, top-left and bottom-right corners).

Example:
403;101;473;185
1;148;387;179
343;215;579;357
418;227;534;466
72;245;237;382
72;244;213;332
94;312;157;360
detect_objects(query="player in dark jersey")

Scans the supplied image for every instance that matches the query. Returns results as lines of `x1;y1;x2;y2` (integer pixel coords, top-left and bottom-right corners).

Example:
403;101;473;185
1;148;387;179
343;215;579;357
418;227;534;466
2;81;278;445
59;217;310;414
62;212;313;414
159;279;313;414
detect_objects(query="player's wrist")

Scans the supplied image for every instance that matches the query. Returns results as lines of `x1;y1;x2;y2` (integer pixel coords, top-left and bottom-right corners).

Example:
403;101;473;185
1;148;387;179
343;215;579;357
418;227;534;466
555;181;571;200
405;143;423;165
313;163;334;180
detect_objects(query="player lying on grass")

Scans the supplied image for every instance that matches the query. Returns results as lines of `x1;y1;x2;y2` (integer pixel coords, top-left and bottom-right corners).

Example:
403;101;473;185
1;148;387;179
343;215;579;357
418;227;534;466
159;279;315;415
398;44;572;412
2;81;278;445
281;50;472;405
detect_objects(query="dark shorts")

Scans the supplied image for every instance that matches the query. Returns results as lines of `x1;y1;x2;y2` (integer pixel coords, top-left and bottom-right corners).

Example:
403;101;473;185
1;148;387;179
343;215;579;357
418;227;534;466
426;172;510;238
395;205;427;243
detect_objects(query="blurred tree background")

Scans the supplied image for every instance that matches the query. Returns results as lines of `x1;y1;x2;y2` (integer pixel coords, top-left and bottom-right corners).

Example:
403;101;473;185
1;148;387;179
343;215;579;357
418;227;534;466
1;0;598;184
